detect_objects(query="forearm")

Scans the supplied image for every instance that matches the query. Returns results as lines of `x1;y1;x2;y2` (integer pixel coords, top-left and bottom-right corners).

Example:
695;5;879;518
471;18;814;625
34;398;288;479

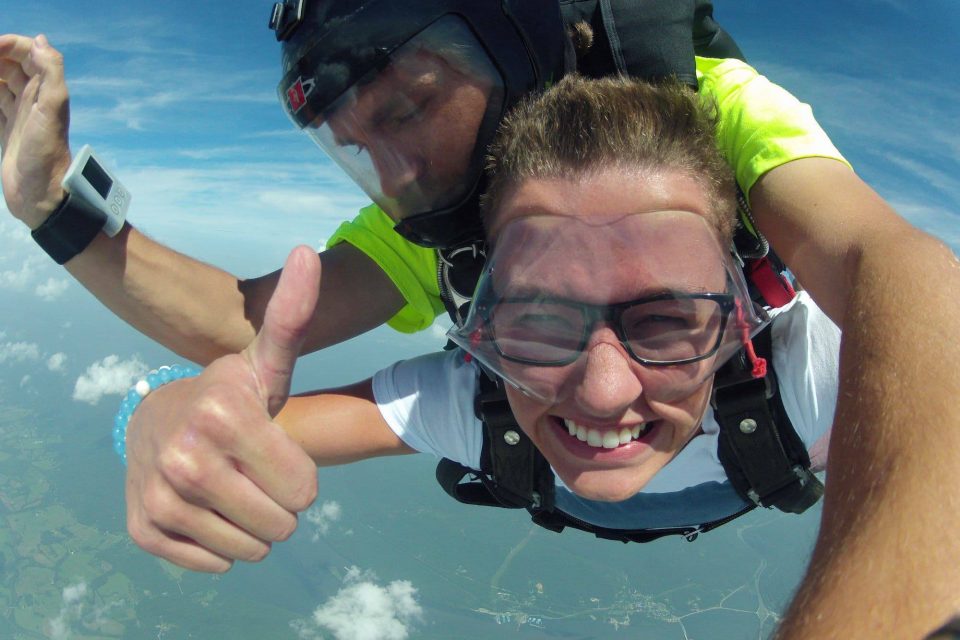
276;380;416;466
64;223;258;364
63;223;406;365
752;160;960;637
777;231;960;639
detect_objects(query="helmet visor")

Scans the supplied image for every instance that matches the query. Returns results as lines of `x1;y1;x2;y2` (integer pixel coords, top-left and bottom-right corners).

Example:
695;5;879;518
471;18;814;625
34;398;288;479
447;212;770;404
282;15;505;224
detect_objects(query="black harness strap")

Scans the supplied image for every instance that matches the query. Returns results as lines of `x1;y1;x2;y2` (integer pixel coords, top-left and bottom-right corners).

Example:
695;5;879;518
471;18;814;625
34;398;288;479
436;373;554;510
713;327;824;513
560;0;698;87
692;0;746;61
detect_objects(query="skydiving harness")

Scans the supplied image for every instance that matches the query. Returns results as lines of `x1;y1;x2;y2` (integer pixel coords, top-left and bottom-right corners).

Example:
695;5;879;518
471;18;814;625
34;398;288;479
433;199;819;542
435;324;825;544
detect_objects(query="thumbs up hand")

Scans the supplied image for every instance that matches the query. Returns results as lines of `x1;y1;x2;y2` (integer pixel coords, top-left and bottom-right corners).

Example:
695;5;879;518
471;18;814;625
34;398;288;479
125;246;321;572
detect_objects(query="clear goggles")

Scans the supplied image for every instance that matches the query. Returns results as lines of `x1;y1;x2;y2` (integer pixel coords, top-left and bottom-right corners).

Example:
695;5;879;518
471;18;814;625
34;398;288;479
447;212;771;404
289;16;505;225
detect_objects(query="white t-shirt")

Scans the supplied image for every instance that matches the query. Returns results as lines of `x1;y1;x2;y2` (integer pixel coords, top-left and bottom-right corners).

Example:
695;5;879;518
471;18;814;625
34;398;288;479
373;292;840;530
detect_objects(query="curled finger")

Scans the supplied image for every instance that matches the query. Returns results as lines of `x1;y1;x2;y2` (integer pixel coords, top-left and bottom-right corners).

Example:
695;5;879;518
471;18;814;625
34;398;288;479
159;444;301;543
0;59;28;96
133;476;273;565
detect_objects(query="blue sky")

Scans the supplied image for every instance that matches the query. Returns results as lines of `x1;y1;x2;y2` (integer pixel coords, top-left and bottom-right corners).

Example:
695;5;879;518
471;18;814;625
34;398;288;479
1;0;958;401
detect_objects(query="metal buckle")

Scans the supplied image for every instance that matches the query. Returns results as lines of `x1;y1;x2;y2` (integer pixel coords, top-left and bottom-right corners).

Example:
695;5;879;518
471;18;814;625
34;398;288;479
269;0;305;41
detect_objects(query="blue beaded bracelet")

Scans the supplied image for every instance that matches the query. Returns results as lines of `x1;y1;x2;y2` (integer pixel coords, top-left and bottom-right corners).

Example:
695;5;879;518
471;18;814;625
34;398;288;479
112;364;202;465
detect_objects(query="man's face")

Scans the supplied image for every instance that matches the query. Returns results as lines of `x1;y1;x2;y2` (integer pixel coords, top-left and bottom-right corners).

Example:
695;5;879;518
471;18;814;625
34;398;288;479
318;38;502;222
491;168;727;503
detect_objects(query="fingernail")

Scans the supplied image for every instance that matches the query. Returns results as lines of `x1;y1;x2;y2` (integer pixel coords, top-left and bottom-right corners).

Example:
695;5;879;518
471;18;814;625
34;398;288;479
35;34;48;48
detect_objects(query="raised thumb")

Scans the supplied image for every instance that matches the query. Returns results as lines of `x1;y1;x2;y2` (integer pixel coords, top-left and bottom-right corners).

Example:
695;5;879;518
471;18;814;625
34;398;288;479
244;245;320;417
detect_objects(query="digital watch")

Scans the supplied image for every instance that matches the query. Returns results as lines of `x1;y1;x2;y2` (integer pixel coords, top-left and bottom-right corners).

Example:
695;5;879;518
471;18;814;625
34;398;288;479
31;145;131;264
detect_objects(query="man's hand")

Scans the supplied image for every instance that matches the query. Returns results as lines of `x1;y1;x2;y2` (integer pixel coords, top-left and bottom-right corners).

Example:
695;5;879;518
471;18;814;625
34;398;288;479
0;34;72;229
125;246;321;572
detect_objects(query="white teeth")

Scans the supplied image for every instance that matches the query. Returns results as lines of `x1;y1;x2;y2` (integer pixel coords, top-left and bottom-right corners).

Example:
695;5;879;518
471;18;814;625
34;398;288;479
587;430;603;447
560;419;649;449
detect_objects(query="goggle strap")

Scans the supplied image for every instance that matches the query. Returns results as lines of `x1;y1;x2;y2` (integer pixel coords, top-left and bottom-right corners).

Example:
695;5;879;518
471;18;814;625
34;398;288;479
735;299;767;379
463;325;485;364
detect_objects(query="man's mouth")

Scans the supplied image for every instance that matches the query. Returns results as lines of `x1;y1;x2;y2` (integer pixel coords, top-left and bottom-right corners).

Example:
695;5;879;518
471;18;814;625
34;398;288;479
561;418;651;449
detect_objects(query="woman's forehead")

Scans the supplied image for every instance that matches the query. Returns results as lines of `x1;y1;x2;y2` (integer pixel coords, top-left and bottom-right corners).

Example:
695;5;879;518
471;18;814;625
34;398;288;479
491;211;728;300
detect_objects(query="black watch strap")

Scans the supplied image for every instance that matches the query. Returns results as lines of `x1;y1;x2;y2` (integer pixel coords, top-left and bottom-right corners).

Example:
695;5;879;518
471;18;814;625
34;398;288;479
31;192;107;265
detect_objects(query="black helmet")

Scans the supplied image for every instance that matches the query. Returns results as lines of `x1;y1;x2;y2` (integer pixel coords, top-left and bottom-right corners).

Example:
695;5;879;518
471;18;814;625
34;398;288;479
270;0;570;248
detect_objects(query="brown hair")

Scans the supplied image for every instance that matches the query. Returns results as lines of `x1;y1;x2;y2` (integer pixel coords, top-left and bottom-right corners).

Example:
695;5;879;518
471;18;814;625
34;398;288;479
481;74;737;240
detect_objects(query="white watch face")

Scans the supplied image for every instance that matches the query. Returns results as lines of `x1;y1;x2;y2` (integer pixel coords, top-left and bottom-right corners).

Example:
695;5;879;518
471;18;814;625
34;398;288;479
61;145;130;237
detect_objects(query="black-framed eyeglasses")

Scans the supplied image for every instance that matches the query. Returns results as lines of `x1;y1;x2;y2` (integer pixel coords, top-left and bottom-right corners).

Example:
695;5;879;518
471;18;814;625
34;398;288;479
478;292;735;367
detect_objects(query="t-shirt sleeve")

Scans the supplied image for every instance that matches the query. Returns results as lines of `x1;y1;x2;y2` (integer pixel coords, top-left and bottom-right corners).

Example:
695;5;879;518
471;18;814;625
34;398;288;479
697;56;852;199
770;291;841;449
327;203;445;333
371;350;483;468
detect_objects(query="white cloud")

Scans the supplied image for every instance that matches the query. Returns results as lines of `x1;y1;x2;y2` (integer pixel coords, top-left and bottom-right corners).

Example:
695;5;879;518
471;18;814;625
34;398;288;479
20;374;31;388
35;277;71;302
306;501;342;540
72;355;149;405
292;567;423;640
47;582;88;640
48;352;69;373
0;341;41;364
0;220;33;244
44;580;125;639
0;254;46;290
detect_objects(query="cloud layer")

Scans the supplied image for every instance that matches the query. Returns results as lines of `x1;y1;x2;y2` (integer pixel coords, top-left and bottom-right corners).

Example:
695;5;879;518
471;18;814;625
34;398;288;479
293;567;423;640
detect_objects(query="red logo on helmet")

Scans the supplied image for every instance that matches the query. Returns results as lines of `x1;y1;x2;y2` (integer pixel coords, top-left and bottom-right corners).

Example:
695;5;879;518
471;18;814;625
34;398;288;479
286;77;309;113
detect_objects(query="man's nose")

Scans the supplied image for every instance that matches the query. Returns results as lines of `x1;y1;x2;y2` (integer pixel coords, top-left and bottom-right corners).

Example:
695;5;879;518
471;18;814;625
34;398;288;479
371;146;419;200
572;335;642;418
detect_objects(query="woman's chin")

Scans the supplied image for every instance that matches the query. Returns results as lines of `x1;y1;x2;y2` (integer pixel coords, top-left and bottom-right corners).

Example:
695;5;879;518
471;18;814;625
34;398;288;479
555;467;653;503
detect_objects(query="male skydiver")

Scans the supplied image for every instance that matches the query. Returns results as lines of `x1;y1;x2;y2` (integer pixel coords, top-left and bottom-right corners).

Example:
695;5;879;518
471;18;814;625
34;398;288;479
1;1;958;637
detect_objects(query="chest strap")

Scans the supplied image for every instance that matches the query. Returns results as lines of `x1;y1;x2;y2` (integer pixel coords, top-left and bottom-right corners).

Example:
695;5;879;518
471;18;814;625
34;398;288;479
713;326;824;513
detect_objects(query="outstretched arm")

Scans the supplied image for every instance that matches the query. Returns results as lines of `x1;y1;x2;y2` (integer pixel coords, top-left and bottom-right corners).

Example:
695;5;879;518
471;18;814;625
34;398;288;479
0;33;404;365
751;158;960;639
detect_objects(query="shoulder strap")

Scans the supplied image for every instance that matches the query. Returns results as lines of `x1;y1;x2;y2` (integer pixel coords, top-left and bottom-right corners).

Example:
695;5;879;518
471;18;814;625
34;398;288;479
560;0;697;87
435;374;555;509
692;0;746;60
559;1;746;89
713;326;824;513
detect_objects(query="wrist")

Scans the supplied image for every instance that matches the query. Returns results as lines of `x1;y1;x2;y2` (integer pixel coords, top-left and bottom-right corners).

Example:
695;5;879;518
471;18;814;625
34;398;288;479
113;364;203;465
24;190;70;231
31;146;130;263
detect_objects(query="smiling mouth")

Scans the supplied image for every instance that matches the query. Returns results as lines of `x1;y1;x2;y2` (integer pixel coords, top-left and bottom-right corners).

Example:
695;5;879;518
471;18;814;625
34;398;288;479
560;418;651;449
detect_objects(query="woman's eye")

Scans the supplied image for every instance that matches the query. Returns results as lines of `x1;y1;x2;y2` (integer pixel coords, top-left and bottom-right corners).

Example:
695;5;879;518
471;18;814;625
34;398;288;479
516;313;573;330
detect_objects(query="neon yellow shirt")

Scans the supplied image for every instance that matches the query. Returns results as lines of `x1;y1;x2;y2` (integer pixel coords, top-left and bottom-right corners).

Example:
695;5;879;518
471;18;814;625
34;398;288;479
327;57;850;333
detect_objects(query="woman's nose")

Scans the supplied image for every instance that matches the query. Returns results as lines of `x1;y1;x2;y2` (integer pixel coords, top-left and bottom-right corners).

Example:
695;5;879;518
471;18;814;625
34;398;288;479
572;338;643;418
